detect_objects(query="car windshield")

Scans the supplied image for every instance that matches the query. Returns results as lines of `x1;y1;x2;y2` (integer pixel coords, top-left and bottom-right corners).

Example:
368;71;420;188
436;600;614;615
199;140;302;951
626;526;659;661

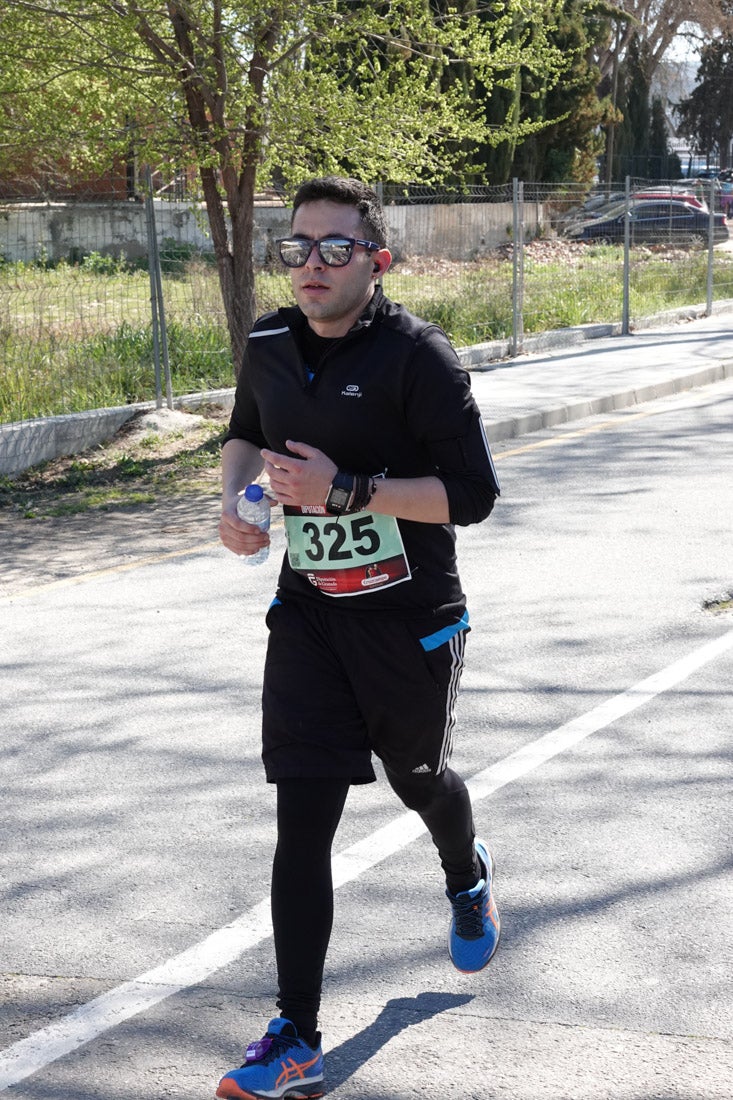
631;201;693;217
580;198;661;223
582;200;627;221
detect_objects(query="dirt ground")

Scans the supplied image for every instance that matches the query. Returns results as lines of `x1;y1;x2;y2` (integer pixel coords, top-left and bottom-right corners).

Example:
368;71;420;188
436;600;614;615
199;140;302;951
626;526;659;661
0;407;229;600
0;493;224;599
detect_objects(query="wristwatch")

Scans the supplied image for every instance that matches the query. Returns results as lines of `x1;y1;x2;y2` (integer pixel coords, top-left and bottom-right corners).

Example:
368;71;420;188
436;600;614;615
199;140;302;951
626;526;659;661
325;471;355;515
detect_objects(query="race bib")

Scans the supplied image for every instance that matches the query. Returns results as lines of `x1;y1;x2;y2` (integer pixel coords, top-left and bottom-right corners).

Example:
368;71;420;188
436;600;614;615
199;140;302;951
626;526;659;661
284;505;411;597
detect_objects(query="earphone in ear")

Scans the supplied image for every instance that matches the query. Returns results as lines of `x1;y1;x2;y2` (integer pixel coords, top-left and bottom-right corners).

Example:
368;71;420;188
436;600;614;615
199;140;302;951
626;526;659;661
373;262;380;273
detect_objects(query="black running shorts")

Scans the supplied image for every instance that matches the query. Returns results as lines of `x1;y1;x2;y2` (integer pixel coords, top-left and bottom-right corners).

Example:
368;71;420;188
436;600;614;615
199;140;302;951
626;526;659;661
261;596;470;783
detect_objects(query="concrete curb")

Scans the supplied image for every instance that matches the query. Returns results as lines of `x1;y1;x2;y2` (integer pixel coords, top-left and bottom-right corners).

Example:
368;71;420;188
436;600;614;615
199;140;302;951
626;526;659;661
0;390;236;477
5;360;730;474
457;323;622;369
457;298;733;371
484;361;733;442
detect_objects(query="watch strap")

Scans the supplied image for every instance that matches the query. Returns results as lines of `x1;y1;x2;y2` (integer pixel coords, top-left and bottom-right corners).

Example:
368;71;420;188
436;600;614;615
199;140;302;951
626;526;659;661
325;470;379;515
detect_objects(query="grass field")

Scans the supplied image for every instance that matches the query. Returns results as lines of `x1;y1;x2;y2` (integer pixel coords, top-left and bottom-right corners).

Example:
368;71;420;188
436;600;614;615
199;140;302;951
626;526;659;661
2;242;733;423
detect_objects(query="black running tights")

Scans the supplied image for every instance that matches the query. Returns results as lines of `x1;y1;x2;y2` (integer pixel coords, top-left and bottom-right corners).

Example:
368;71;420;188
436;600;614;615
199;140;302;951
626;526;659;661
272;769;478;1044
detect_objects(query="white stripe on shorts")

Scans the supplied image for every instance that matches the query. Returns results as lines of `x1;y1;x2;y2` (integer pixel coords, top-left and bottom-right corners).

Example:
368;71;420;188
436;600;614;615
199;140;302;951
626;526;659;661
437;630;466;772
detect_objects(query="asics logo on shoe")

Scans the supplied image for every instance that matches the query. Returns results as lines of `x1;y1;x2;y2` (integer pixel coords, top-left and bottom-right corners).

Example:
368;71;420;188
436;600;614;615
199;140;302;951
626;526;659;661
276;1054;322;1088
487;895;499;930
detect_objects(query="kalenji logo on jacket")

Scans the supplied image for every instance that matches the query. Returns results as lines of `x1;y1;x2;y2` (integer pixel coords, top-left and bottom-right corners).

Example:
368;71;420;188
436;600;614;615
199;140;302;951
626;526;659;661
341;384;362;398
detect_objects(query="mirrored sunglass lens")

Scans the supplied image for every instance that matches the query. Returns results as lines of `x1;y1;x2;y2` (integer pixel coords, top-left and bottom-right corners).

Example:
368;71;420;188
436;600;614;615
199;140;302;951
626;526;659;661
279;240;310;266
319;239;353;266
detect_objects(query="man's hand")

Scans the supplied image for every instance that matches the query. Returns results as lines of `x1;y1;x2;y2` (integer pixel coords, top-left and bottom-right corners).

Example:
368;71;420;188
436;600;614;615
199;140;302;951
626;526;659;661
218;437;269;558
261;440;337;507
218;498;271;558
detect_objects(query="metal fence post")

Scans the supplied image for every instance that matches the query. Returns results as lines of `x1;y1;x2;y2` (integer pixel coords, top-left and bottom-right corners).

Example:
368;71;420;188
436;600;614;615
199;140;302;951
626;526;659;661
512;178;524;356
144;186;163;408
622;175;631;335
707;178;715;315
144;167;173;410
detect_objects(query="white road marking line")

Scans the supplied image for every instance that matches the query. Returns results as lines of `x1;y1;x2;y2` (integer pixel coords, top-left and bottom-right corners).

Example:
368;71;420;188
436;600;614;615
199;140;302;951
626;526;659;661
1;627;732;1091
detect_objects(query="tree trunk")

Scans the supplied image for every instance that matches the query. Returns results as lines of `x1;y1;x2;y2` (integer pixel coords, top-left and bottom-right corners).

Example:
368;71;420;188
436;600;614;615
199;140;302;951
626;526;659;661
199;163;257;375
164;3;262;374
209;19;278;375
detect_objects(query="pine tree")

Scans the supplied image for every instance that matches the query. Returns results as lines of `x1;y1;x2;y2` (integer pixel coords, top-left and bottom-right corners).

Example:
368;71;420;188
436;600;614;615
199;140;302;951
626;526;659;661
676;36;733;171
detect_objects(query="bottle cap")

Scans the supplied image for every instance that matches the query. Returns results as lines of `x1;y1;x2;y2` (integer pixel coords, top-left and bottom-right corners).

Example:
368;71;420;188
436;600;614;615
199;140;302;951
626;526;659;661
244;484;264;502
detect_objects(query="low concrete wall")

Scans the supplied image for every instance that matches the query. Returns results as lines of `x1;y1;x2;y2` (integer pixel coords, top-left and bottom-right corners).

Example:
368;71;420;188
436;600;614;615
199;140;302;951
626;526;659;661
0;406;140;476
0;325;597;476
0;199;530;265
387;202;516;260
0;390;236;477
0;200;223;264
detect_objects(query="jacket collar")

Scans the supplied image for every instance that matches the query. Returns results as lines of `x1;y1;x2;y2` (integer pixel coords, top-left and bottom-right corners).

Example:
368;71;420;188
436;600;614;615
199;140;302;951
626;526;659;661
278;285;385;337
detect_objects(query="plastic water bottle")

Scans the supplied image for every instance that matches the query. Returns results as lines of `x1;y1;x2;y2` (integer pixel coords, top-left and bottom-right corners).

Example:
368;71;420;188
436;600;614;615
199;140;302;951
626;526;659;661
236;484;270;565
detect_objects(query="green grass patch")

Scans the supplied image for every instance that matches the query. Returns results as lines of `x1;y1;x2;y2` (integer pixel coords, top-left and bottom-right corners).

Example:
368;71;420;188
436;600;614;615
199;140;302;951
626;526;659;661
3;247;733;422
0;320;233;421
393;265;514;344
46;489;158;515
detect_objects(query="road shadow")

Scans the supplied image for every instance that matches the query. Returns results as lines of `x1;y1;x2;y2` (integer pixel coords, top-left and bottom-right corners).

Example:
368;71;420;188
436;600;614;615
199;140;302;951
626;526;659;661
324;991;473;1092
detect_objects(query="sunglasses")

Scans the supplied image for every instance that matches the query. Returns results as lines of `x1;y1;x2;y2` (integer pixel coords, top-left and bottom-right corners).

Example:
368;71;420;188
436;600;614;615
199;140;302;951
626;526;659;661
277;235;381;268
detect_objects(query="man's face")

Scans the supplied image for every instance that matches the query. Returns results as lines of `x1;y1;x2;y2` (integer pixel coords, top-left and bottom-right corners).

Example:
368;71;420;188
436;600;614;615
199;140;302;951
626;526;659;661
288;199;390;337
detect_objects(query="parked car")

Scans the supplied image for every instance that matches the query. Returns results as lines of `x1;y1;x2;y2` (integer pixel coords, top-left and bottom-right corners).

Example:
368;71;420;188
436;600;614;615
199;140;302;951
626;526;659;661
556;187;707;234
630;188;706;210
565;199;729;246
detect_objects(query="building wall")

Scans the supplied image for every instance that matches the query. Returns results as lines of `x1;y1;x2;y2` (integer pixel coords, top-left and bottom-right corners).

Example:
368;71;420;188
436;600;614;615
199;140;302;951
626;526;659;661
0;199;537;265
1;200;217;263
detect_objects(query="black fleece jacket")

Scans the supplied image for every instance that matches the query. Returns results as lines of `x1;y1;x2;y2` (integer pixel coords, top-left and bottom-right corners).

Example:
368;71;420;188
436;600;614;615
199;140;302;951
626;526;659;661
223;288;500;616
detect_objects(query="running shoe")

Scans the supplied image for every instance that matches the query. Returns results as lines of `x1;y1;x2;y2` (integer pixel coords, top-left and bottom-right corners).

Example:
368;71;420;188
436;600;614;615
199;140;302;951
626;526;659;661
216;1017;324;1100
446;838;501;973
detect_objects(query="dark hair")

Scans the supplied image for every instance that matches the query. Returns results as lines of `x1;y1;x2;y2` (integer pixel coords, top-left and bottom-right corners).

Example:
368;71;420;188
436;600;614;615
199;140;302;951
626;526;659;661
291;177;387;248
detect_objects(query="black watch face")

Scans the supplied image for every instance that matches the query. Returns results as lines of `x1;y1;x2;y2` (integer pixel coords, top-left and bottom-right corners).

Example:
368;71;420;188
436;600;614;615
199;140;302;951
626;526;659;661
327;486;351;513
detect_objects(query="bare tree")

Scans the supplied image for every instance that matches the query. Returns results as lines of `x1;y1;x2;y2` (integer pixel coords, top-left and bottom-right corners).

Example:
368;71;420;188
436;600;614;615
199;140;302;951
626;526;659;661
596;0;731;84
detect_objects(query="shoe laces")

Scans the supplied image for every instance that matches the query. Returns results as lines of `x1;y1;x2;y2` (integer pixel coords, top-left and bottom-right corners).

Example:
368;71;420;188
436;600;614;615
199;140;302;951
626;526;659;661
242;1031;296;1067
449;881;487;940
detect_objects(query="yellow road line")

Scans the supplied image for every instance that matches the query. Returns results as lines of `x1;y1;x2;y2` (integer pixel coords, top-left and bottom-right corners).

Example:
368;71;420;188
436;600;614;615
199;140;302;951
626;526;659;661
494;379;729;458
1;541;221;600
494;408;655;459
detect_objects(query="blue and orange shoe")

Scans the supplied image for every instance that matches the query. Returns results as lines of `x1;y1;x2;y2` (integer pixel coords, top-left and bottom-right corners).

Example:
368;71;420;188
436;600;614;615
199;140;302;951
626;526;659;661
216;1017;324;1099
446;838;501;973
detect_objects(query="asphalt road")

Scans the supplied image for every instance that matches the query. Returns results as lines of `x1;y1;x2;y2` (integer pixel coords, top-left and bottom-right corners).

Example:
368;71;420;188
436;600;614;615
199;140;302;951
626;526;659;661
1;379;732;1099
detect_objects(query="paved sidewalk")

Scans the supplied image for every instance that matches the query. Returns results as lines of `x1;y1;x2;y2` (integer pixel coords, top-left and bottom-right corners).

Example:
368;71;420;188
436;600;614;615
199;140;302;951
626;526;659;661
464;309;733;441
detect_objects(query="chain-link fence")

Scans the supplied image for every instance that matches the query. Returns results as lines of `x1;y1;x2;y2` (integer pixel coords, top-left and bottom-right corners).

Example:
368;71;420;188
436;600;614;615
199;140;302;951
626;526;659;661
2;176;733;450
